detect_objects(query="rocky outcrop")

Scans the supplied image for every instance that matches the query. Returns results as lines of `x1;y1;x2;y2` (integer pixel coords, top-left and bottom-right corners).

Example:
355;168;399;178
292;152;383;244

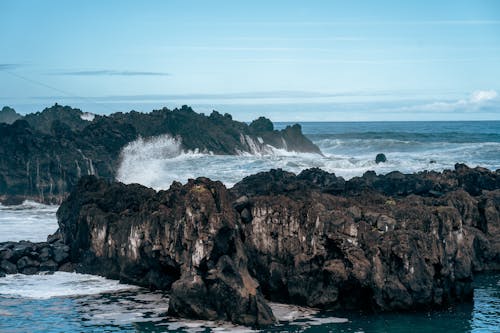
53;164;500;325
57;176;274;326
0;104;320;204
0;106;21;124
375;153;387;163
0;236;73;277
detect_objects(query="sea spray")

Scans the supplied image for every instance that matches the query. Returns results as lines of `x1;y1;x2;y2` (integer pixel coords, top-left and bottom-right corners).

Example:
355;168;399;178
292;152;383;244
115;122;500;191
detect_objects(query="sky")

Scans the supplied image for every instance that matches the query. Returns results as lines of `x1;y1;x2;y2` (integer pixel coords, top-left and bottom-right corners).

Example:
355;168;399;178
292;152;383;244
1;0;500;121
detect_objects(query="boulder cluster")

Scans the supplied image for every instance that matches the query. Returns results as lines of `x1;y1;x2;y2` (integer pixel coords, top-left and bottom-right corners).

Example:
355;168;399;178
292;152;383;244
0;235;73;276
52;164;500;326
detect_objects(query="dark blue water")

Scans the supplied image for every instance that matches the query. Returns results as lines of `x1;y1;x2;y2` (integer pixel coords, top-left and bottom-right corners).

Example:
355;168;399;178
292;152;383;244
0;273;498;332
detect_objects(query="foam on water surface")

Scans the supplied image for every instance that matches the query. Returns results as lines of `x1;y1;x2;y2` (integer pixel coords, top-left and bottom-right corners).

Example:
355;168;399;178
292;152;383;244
0;201;58;242
0;272;139;299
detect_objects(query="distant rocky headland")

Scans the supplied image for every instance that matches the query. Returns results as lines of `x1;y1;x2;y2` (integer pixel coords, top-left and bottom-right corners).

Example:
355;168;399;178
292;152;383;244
0;104;320;204
2;164;496;326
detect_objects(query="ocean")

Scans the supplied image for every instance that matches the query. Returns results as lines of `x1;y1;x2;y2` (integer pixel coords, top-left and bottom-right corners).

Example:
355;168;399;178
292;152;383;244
1;121;499;332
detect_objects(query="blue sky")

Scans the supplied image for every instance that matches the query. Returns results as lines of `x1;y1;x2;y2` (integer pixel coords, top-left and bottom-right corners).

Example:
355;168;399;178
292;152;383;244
1;0;499;121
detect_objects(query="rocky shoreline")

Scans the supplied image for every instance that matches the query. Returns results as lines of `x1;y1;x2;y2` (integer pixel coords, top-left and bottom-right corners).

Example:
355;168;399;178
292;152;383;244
5;163;490;326
0;105;320;204
0;235;73;277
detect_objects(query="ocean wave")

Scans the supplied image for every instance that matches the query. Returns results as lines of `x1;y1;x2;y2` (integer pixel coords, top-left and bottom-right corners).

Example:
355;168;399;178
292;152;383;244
0;202;58;242
0;200;59;212
0;272;139;299
114;132;500;191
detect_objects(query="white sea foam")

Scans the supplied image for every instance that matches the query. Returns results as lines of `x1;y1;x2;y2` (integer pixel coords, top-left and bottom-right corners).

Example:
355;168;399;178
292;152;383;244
0;272;139;299
80;112;95;121
0;201;58;242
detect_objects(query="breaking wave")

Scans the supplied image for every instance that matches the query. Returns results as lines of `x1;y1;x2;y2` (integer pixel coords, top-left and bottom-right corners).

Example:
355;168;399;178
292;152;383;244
115;125;500;191
0;201;58;242
0;272;139;299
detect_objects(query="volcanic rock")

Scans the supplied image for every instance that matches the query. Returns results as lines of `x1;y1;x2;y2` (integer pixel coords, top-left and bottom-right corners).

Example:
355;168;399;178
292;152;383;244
51;165;500;325
0;104;320;204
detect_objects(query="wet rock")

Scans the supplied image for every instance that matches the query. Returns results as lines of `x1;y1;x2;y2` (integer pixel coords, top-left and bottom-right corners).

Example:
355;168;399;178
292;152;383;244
375;153;387;163
58;262;75;272
49;165;500;325
1;260;17;274
58;176;275;326
0;241;70;275
16;256;40;275
52;245;70;263
40;260;59;272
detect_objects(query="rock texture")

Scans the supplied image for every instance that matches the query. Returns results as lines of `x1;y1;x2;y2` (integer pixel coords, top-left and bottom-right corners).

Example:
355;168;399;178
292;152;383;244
0;236;73;276
54;164;500;325
57;176;274;326
0;104;320;204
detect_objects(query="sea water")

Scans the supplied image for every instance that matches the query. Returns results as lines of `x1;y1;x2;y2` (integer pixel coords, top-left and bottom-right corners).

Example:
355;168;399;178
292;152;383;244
1;121;499;332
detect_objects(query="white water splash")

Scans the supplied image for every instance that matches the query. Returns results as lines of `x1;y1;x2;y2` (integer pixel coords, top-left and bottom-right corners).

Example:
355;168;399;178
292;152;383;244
80;112;95;122
0;201;58;242
0;272;139;299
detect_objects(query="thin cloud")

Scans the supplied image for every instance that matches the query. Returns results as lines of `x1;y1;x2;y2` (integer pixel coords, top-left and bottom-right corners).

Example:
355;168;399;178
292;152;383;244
400;90;499;113
0;64;22;70
33;90;399;102
54;70;170;76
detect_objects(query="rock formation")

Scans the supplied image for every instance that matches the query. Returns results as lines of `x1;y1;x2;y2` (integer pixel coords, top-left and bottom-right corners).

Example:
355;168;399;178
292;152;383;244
53;164;500;325
0;235;73;277
0;106;21;124
375;153;387;163
57;176;274;326
0;104;320;204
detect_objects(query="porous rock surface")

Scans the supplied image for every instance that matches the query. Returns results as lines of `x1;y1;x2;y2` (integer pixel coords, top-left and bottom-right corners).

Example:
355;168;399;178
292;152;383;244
54;164;500;325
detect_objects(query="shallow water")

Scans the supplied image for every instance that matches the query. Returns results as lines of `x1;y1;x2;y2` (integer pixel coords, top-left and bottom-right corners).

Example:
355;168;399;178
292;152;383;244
0;272;498;332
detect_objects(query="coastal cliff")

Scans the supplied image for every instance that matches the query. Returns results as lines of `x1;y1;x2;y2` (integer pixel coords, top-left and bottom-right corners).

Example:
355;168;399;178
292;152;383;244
0;104;320;204
53;164;500;326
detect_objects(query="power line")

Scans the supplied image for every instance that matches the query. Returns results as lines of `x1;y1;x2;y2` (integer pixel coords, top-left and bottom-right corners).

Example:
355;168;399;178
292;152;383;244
0;69;120;114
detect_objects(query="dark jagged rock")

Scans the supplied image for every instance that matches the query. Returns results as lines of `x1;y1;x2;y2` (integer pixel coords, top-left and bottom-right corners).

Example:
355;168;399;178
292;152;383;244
375;153;387;163
0;106;21;124
57;176;274;326
24;103;91;134
51;165;500;325
0;240;71;275
0;104;320;204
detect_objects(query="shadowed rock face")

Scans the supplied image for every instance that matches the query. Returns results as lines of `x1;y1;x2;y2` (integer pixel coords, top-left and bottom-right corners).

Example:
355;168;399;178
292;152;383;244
0;104;320;204
54;164;500;325
57;176;274;326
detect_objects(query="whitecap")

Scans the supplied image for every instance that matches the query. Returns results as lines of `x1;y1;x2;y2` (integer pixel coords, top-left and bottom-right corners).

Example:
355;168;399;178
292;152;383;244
0;272;139;299
0;201;58;242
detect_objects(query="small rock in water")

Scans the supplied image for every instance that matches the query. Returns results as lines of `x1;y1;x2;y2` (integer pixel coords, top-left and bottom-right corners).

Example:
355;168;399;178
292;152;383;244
375;153;387;164
430;160;436;164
